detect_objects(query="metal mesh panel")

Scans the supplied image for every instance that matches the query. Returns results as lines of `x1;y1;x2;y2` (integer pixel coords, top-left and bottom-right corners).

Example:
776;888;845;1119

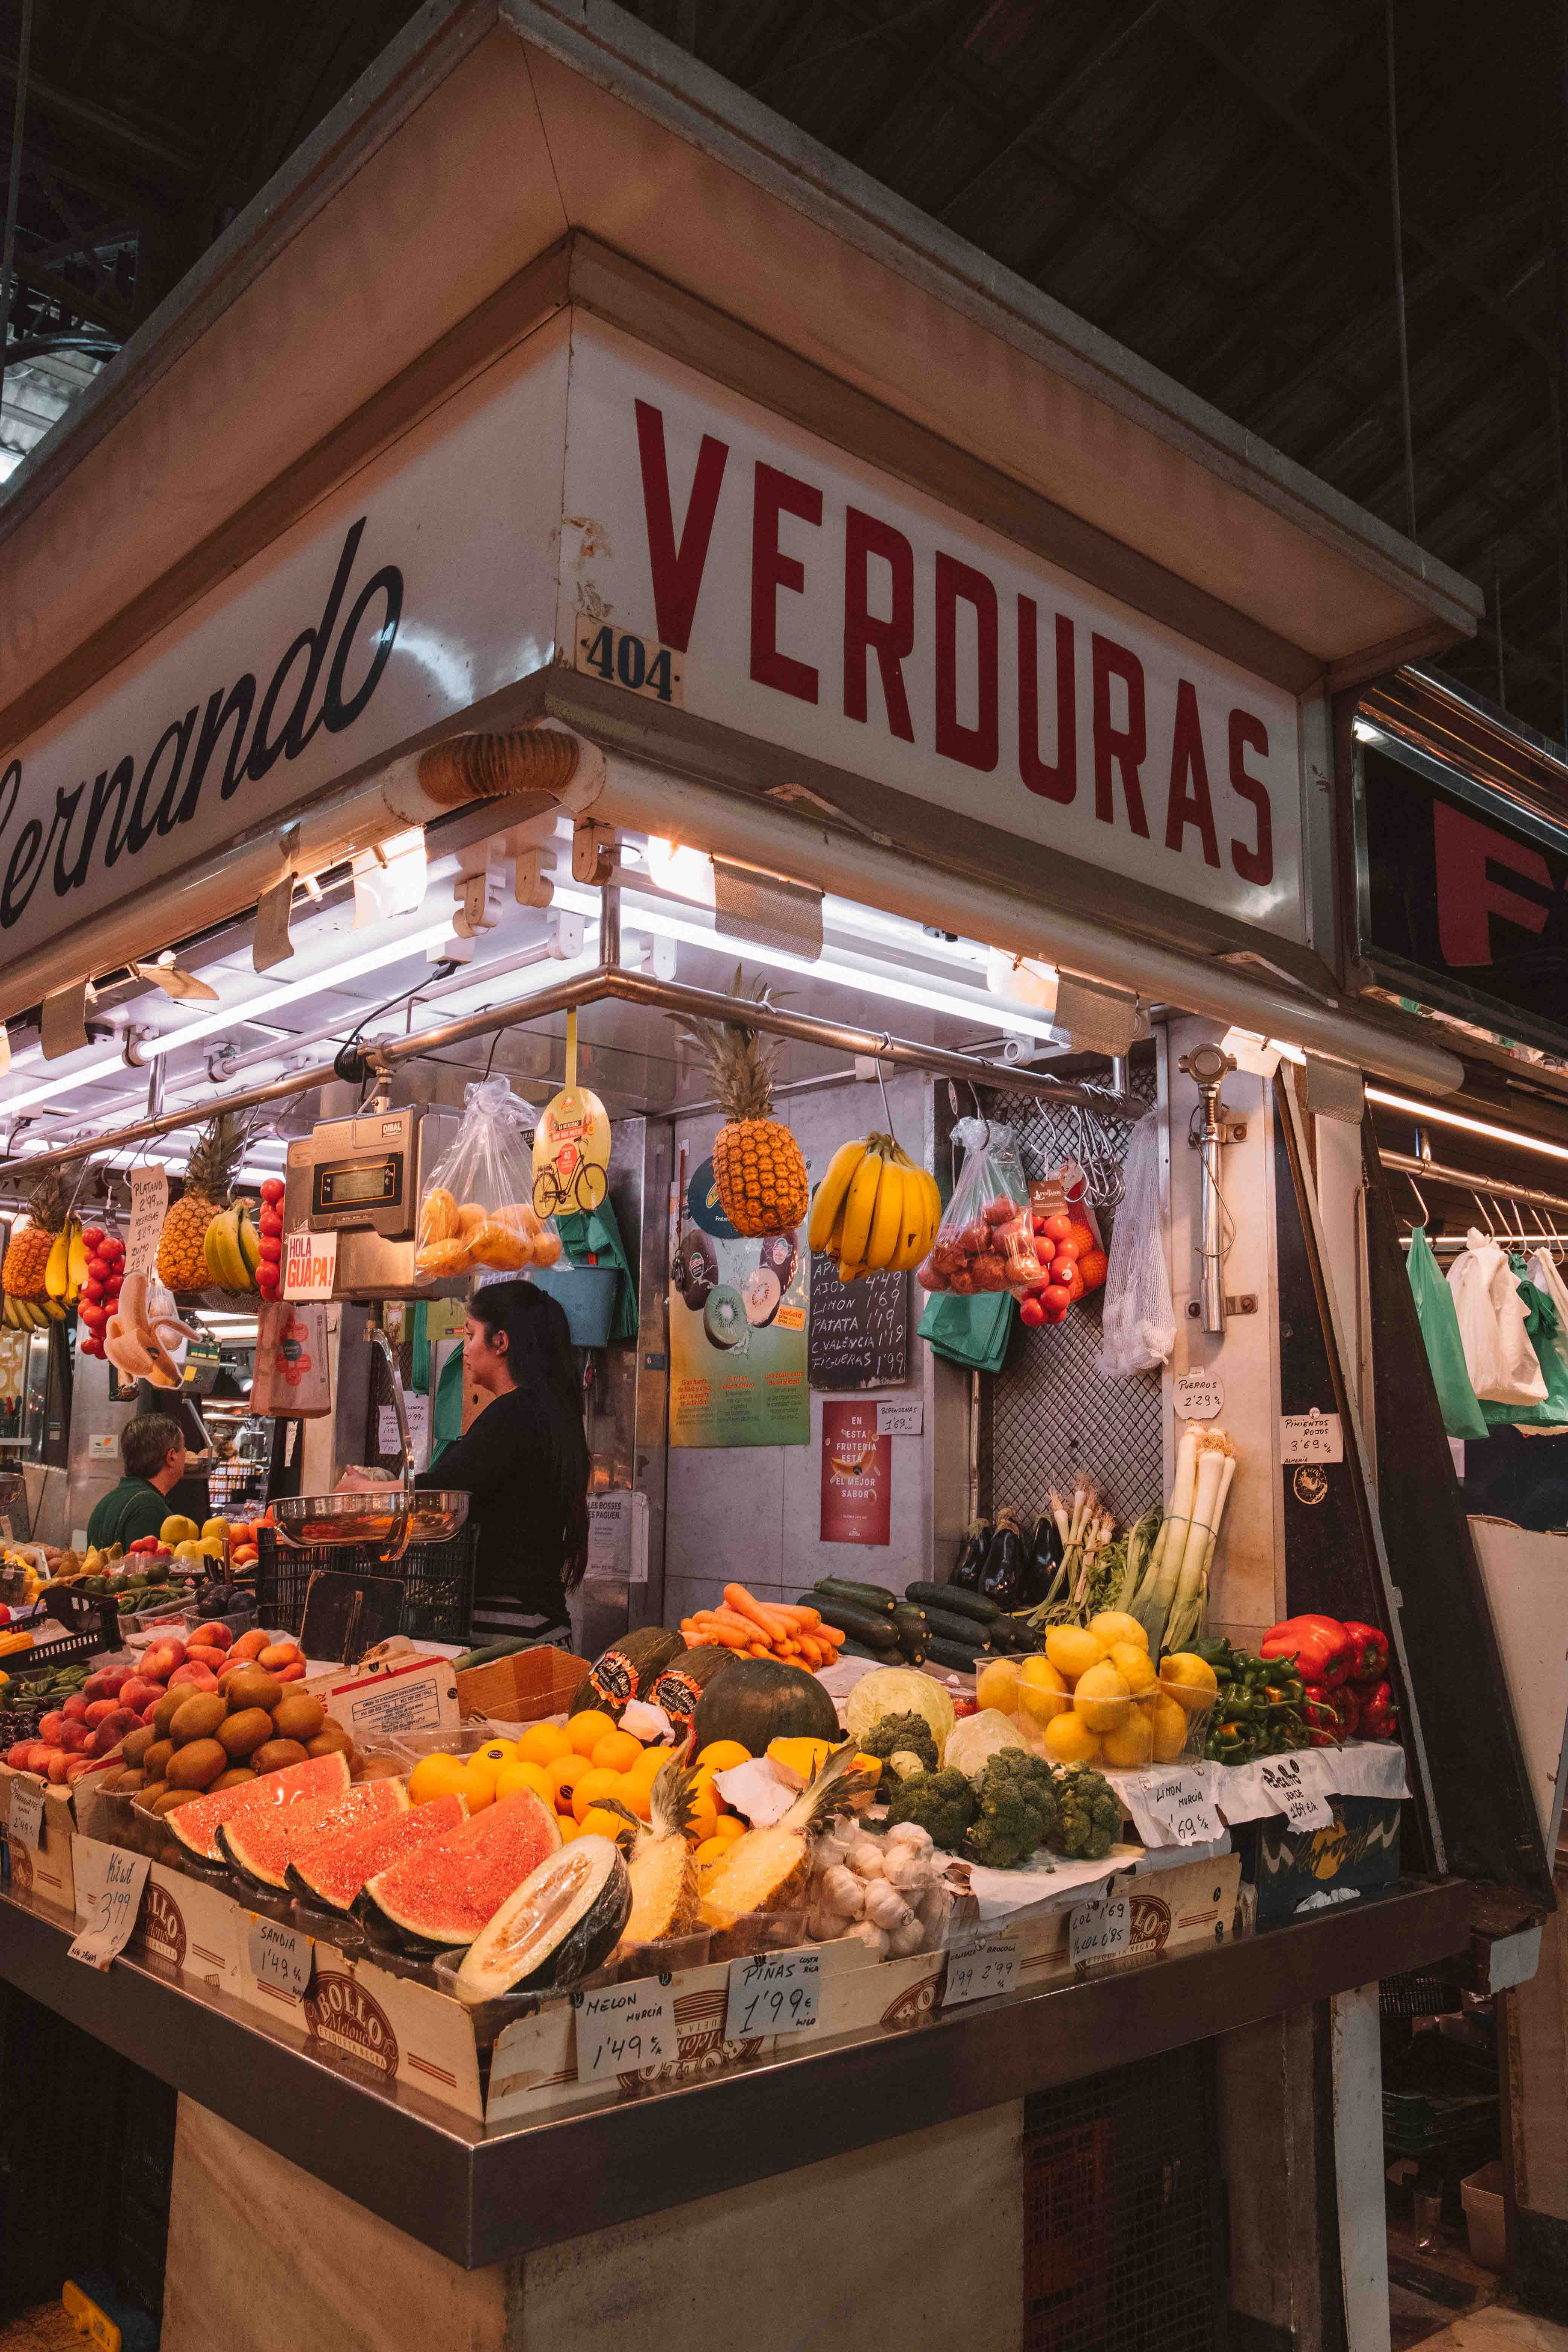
1023;2046;1223;2352
978;1057;1164;1527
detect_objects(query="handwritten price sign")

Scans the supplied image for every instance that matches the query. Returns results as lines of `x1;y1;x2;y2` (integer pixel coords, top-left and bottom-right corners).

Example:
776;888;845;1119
124;1166;168;1281
725;1948;821;2041
282;1229;338;1302
575;1979;678;2077
8;1779;45;1852
247;1914;314;2000
1280;1409;1343;1464
1069;1893;1131;1967
942;1930;1021;2008
1259;1754;1333;1830
1145;1771;1223;1848
69;1846;149;1970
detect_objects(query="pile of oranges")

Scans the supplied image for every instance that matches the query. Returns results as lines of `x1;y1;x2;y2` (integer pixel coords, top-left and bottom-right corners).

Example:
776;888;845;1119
405;1710;754;1873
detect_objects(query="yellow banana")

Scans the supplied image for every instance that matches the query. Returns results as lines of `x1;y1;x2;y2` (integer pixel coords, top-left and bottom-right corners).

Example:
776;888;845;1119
808;1138;869;1255
45;1227;69;1300
891;1164;929;1270
66;1221;87;1304
236;1206;262;1282
866;1156;904;1269
838;1145;885;1269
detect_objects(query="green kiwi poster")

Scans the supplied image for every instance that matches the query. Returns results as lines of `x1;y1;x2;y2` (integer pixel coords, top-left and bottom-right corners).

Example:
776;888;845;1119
669;1158;810;1448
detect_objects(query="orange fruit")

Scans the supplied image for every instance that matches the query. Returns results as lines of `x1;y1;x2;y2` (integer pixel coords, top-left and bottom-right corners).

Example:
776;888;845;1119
456;1759;498;1812
710;1813;745;1844
578;1805;633;1843
407;1753;467;1806
548;1753;590;1806
591;1729;644;1775
571;1766;629;1824
495;1759;554;1805
516;1723;571;1767
695;1740;750;1772
473;1738;518;1769
566;1710;618;1757
556;1813;581;1842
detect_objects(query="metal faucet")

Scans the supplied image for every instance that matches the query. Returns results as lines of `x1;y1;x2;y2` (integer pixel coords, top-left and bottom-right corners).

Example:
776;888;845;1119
1180;1043;1238;1336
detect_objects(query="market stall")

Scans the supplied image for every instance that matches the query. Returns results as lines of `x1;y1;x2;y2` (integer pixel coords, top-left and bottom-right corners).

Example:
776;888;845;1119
0;6;1527;2350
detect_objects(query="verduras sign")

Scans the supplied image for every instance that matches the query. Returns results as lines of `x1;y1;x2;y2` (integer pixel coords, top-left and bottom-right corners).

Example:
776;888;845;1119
562;321;1306;941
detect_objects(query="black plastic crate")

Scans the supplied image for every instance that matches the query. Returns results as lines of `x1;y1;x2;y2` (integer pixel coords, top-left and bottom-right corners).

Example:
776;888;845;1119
256;1524;476;1647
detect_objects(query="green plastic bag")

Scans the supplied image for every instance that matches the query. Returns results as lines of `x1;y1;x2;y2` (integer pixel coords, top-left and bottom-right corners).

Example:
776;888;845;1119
1483;1269;1568;1429
1406;1226;1487;1440
917;1287;1014;1373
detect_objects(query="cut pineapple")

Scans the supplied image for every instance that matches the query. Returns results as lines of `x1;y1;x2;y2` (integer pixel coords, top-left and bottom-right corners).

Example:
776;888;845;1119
700;1744;873;1931
620;1762;703;1948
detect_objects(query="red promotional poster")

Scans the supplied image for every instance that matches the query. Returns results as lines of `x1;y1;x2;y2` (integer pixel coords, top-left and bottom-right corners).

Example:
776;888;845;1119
820;1401;892;1547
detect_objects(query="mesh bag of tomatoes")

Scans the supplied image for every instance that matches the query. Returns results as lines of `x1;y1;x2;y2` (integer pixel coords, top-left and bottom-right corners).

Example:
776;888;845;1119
916;1118;1045;1299
254;1179;285;1301
75;1225;126;1359
1016;1208;1109;1329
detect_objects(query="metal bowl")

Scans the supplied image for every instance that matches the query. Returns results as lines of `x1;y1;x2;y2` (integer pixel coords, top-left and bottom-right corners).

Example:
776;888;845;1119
274;1492;407;1549
406;1491;470;1545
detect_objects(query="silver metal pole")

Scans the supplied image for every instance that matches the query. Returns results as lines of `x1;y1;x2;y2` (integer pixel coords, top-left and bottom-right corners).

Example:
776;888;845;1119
1386;0;1418;541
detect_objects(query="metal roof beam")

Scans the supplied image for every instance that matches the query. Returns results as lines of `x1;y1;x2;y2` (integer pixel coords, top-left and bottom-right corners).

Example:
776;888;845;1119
933;1;1163;222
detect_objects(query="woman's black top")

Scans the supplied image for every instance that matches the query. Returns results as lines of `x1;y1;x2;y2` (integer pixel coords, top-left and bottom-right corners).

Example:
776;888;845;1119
416;1386;574;1626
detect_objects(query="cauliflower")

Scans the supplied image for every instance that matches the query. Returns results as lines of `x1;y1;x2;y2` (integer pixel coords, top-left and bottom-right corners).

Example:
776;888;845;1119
1052;1764;1121;1861
963;1750;1060;1869
860;1711;940;1800
885;1767;976;1852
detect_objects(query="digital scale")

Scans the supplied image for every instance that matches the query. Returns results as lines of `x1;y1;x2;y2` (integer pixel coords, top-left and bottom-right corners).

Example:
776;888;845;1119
283;1104;462;1297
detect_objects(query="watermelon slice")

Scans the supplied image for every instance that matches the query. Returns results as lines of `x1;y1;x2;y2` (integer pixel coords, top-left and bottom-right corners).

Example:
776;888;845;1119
166;1750;352;1864
361;1789;562;1949
288;1791;468;1917
217;1778;407;1892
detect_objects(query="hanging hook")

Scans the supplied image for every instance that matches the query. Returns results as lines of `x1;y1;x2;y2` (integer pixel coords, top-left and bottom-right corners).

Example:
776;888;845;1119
1470;1190;1496;1236
871;1050;895;1141
1406;1171;1431;1228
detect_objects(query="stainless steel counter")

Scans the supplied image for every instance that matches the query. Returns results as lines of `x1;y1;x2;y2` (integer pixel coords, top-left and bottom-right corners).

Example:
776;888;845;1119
0;1874;1471;2269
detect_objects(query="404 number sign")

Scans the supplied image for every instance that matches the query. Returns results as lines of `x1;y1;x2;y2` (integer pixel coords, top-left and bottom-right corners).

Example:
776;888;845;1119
574;617;684;706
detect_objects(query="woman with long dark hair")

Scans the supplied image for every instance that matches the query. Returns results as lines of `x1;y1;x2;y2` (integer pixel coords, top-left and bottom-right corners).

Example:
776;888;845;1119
416;1277;590;1647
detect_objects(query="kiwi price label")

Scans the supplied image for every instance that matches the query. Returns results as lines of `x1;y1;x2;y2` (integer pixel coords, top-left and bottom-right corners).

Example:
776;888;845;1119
574;1978;678;2078
69;1844;149;1970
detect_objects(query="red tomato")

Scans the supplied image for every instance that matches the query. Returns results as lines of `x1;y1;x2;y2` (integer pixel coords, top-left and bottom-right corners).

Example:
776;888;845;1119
1018;1297;1046;1327
1043;1302;1070;1323
1042;1213;1072;1242
1042;1283;1071;1311
81;1228;103;1248
1052;1236;1081;1263
1047;1258;1074;1285
261;1178;286;1205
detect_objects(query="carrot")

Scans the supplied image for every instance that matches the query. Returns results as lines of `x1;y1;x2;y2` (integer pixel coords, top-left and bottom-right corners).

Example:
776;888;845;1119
774;1603;821;1629
746;1640;770;1658
723;1583;790;1640
795;1634;827;1666
816;1623;846;1646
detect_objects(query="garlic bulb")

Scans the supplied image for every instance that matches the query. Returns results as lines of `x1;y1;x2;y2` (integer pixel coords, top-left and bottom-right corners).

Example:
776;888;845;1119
885;1822;934;1860
887;1916;927;1958
815;1825;854;1871
818;1864;866;1919
846;1836;887;1880
883;1847;934;1891
806;1905;845;1942
845;1920;889;1957
863;1879;915;1934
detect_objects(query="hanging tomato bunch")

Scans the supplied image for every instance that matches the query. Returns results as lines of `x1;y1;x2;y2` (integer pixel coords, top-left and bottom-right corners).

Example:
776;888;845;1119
75;1226;126;1359
1017;1213;1108;1329
256;1179;285;1301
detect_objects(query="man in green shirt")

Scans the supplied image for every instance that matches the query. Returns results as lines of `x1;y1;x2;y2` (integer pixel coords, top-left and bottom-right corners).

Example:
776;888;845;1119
86;1413;187;1551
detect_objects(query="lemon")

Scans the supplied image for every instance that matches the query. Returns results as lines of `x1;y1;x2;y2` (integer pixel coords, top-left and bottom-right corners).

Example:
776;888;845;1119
1088;1610;1147;1653
1109;1641;1158;1694
1044;1711;1101;1765
1101;1708;1153;1768
1148;1692;1190;1763
516;1723;572;1767
407;1753;469;1806
1072;1660;1131;1731
566;1710;619;1757
1159;1652;1220;1710
1015;1655;1069;1725
975;1658;1021;1716
495;1759;555;1805
1044;1625;1106;1684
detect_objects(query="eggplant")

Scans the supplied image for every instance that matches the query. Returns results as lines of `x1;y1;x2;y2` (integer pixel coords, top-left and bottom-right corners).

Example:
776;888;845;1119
950;1518;992;1590
1023;1507;1063;1606
978;1506;1029;1609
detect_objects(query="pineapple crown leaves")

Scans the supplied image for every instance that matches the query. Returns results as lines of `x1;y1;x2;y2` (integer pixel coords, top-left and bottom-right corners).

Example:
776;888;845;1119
647;1758;702;1844
184;1111;252;1203
674;966;791;1122
25;1163;73;1231
779;1739;879;1836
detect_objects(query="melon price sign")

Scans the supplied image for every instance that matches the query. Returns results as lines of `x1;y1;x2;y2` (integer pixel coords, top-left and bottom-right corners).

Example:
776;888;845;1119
725;1947;821;2041
574;1978;678;2077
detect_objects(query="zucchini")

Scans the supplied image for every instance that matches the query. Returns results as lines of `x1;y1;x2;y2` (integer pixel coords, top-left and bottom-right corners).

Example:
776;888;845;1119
807;1597;899;1649
926;1637;985;1672
922;1605;994;1651
813;1577;896;1616
891;1605;928;1664
841;1638;889;1661
891;1600;928;1634
904;1582;999;1624
452;1635;531;1671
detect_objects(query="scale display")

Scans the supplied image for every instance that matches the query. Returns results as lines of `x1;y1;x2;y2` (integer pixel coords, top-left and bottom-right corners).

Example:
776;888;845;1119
313;1156;405;1216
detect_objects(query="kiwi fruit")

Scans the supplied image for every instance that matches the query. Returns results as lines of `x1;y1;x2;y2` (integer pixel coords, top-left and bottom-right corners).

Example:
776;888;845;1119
211;1767;257;1792
121;1726;155;1769
151;1691;183;1740
170;1694;228;1745
270;1694;325;1744
133;1781;168;1813
153;1788;202;1816
143;1739;175;1781
117;1770;146;1794
165;1739;228;1791
216;1707;274;1760
93;1766;126;1793
223;1668;283;1714
250;1738;309;1775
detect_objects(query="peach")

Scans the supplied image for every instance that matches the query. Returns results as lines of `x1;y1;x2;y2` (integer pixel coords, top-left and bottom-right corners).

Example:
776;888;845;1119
62;1694;90;1721
118;1678;161;1712
83;1700;119;1727
58;1721;92;1753
64;1756;98;1783
5;1742;31;1769
24;1744;52;1775
37;1710;64;1742
46;1752;71;1783
97;1666;129;1695
271;1661;307;1682
89;1723;124;1756
258;1642;301;1670
189;1623;232;1651
82;1674;111;1701
167;1661;218;1690
141;1700;162;1725
142;1641;185;1678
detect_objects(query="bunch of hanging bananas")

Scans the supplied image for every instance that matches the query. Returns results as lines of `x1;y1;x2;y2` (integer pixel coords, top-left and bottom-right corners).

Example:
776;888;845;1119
3;1293;65;1329
202;1202;262;1292
807;1133;942;1283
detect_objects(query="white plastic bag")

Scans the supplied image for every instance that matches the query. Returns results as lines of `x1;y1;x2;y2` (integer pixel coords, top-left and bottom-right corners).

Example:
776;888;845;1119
1448;1231;1545;1407
1096;1114;1175;1378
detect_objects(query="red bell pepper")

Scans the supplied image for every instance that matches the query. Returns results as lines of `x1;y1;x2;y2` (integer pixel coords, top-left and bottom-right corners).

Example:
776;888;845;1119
1261;1616;1354;1688
1302;1681;1358;1744
1350;1678;1398;1740
1337;1620;1388;1680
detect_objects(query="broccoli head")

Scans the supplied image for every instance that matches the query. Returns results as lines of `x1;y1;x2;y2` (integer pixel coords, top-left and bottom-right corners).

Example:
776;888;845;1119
1052;1765;1121;1860
963;1750;1060;1869
885;1767;975;1851
861;1710;940;1798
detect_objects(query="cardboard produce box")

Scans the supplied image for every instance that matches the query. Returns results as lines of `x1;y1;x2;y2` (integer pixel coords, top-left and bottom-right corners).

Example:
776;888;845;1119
455;1645;587;1726
0;1766;80;1913
1244;1796;1400;1925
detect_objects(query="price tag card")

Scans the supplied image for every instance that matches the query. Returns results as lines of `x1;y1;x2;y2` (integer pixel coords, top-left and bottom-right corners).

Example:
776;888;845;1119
1257;1753;1334;1830
246;1913;314;2000
725;1947;821;2041
876;1397;923;1438
1280;1408;1343;1463
1142;1770;1225;1848
574;1977;678;2079
9;1778;45;1852
942;1929;1021;2008
282;1228;338;1302
1174;1372;1225;1421
68;1846;149;1970
124;1165;168;1280
1069;1893;1131;1967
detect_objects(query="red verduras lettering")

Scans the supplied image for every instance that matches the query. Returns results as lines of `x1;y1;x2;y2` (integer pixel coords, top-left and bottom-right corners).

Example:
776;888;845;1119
750;462;821;703
934;552;998;772
1227;709;1274;886
1164;680;1219;868
1090;634;1149;836
634;399;729;652
1017;600;1076;804
843;507;915;741
1432;797;1550;967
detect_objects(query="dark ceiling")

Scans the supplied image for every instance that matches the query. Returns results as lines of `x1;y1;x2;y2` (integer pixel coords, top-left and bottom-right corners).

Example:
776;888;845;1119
5;0;1563;743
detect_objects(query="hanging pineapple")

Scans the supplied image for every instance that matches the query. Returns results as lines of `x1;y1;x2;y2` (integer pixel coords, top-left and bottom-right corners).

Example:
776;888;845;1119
675;968;809;1237
3;1166;69;1301
156;1113;247;1292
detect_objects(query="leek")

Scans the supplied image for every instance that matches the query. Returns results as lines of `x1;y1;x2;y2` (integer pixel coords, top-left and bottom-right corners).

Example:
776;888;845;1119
1163;1435;1237;1655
